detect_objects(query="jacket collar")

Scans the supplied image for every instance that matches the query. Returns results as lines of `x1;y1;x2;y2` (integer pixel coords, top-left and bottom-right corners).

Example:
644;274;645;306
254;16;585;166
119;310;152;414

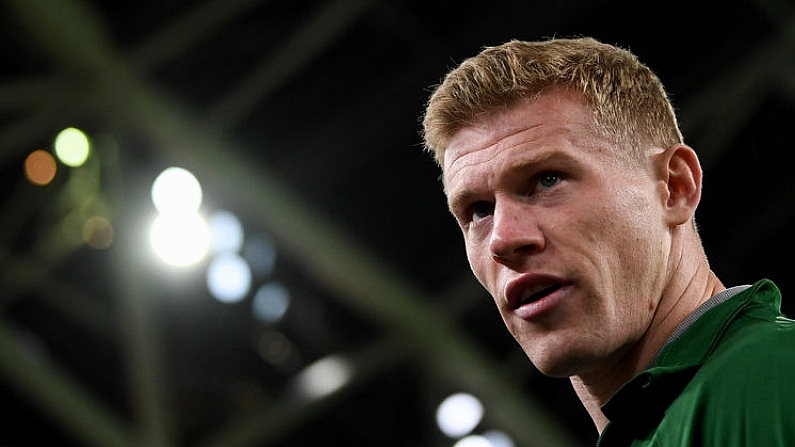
599;279;780;438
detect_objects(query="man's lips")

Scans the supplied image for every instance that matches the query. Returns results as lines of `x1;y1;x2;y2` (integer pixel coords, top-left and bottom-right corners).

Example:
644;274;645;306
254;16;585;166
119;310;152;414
518;284;563;306
505;274;567;310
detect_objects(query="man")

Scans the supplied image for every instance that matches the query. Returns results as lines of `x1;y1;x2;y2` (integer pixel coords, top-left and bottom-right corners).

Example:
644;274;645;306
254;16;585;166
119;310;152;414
421;37;795;446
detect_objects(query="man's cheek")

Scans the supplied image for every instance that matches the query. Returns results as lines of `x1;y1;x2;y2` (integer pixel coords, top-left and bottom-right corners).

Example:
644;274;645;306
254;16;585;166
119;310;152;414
466;251;490;291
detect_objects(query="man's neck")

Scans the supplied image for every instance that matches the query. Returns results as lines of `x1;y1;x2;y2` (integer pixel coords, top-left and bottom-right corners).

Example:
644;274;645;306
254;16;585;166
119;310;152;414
570;251;725;433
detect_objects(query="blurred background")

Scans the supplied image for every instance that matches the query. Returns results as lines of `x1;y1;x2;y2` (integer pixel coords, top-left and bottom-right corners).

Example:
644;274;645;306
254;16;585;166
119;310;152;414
1;0;794;446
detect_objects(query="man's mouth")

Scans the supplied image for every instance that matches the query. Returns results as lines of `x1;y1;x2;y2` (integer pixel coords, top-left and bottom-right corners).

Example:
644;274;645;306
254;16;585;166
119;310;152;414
517;284;562;307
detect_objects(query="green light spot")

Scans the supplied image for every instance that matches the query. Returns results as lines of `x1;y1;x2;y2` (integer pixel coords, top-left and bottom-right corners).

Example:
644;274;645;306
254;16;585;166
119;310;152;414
54;127;90;167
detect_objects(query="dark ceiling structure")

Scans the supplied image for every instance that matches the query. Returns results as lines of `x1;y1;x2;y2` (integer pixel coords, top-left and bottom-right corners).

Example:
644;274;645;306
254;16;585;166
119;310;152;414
1;0;795;446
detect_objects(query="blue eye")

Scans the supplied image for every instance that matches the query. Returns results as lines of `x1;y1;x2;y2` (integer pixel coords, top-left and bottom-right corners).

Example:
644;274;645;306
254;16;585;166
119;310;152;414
539;171;561;189
471;201;494;220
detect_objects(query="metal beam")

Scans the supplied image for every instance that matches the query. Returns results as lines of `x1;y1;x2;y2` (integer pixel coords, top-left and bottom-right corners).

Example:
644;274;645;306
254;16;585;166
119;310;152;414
677;11;795;170
204;0;380;132
0;318;140;447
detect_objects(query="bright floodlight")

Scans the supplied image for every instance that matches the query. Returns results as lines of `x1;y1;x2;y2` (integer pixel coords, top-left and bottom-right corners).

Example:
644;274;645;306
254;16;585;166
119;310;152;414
208;210;244;254
453;435;493;447
482;430;516;447
294;355;353;400
150;213;210;266
206;253;252;303
436;392;485;438
54;127;90;167
252;281;291;323
151;167;203;214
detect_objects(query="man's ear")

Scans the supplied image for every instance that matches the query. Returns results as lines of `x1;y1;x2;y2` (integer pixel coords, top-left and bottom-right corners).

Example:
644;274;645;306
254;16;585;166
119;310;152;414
654;143;702;226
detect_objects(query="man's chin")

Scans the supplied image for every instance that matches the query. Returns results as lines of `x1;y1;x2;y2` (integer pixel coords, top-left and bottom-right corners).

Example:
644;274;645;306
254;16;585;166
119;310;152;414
533;364;577;379
526;350;588;378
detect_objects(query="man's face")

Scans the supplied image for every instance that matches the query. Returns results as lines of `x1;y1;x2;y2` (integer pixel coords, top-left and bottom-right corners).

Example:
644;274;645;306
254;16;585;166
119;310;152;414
443;90;670;378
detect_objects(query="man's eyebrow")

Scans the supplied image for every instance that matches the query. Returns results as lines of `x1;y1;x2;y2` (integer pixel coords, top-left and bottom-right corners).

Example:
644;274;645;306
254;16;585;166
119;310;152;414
506;150;577;172
446;188;476;216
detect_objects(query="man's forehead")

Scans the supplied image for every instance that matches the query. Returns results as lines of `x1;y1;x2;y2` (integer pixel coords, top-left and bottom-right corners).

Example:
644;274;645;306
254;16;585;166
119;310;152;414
443;117;543;178
443;90;590;167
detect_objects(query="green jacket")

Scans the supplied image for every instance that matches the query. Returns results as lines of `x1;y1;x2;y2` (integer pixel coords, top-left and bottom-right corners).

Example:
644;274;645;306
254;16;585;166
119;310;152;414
597;279;795;446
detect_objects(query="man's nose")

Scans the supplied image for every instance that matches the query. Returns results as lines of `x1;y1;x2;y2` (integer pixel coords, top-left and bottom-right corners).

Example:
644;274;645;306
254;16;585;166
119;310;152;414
488;200;544;264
